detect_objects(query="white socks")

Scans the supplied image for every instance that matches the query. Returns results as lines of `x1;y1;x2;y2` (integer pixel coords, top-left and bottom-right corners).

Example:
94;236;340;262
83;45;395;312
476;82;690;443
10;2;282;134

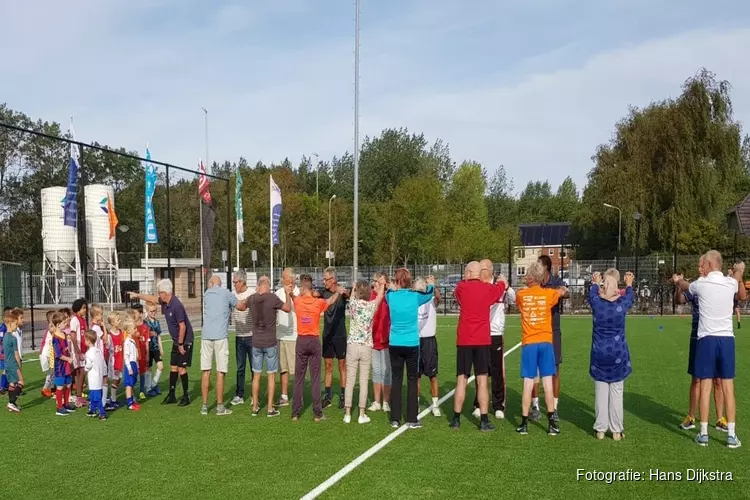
532;397;539;409
554;398;559;411
281;394;288;401
700;422;708;435
432;396;439;406
153;369;162;387
728;422;736;438
144;373;152;391
110;386;117;402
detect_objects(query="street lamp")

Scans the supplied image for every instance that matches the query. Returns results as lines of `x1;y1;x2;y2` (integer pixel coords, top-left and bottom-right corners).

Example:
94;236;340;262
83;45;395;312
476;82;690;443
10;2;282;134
328;194;336;267
633;212;642;291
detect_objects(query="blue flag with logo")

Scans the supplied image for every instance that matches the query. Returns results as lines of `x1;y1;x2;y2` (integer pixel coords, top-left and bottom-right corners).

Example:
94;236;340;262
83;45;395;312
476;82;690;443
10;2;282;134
63;123;79;228
144;147;159;243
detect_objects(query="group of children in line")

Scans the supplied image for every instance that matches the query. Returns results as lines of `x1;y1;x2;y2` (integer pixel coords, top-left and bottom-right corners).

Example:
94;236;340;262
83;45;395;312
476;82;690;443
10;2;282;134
2;299;165;418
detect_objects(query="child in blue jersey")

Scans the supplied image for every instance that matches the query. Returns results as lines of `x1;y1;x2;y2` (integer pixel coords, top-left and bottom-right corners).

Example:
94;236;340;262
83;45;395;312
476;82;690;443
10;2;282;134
145;303;164;396
3;309;23;412
0;306;12;394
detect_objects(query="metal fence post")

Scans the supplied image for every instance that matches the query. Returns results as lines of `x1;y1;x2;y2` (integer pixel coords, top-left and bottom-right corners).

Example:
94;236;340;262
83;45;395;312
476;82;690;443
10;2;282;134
78;144;91;303
226;179;232;290
28;260;36;350
166;164;173;285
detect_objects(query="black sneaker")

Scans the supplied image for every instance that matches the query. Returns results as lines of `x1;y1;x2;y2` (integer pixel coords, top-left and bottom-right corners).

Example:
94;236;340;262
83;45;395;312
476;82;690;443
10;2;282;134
548;419;560;436
516;423;528;435
162;393;177;405
86;411;97;418
267;409;280;418
408;421;422;429
322;397;332;410
251;408;261;417
338;396;345;410
449;418;460;431
178;396;191;407
479;421;496;432
390;420;400;428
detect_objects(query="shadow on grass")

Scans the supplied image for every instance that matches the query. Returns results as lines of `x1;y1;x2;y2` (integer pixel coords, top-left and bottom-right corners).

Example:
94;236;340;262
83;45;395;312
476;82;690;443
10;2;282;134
624;391;692;441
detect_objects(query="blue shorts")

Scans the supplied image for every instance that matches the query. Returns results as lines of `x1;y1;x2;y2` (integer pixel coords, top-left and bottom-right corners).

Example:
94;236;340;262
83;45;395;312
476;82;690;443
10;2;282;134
251;346;278;374
687;336;698;377
123;362;139;388
694;336;735;380
54;375;73;386
521;343;556;379
0;359;5;371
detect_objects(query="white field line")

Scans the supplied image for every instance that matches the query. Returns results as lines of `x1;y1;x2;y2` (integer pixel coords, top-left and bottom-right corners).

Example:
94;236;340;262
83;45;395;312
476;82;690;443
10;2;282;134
301;341;523;500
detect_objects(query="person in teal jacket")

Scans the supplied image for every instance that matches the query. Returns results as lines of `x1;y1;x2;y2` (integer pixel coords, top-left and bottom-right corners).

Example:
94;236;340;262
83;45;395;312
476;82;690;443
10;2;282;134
385;269;434;428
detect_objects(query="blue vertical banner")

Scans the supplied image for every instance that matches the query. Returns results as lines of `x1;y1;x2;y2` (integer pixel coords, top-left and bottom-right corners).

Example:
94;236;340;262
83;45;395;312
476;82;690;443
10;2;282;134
144;146;159;243
63;121;79;228
270;175;282;245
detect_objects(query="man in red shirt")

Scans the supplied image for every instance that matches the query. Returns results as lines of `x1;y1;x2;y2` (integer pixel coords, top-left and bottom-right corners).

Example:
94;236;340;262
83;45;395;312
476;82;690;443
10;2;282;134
450;261;507;431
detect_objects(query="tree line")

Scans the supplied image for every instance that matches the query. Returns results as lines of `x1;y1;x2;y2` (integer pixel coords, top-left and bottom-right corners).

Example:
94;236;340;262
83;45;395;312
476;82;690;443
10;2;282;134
1;69;749;269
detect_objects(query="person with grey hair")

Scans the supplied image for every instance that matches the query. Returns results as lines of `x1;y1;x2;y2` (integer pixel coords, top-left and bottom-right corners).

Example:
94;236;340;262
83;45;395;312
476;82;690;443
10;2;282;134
129;277;195;407
414;277;442;417
244;275;292;417
318;266;350;409
231;269;255;406
514;261;567;435
199;275;244;416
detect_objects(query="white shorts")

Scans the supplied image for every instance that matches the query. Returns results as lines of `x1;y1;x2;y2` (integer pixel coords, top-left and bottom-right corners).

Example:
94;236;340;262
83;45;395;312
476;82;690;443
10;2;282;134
201;338;229;373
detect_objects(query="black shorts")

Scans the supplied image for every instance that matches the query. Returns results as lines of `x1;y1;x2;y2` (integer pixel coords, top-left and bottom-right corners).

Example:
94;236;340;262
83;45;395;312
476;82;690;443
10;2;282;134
419;337;439;377
149;349;162;368
456;346;490;377
170;343;193;368
322;336;347;360
553;330;562;365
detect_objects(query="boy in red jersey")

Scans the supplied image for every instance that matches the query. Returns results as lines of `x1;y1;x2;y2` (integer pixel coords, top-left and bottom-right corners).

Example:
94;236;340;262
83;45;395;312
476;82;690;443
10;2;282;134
106;312;124;409
131;304;151;399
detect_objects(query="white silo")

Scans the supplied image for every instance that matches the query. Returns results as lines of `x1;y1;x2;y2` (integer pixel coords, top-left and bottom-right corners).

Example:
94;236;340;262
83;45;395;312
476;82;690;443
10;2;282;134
40;186;82;303
84;184;119;307
41;186;78;270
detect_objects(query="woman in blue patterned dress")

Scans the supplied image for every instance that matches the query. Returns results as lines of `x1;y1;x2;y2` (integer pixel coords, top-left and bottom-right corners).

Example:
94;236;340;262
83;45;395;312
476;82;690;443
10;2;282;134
588;269;634;441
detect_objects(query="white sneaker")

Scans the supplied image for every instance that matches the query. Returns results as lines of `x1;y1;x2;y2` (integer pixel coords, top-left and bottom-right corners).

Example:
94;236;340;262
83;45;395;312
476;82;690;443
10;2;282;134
358;414;371;424
343;414;352;424
472;407;481;418
368;401;382;412
495;410;505;420
383;402;391;412
230;396;244;406
432;406;442;417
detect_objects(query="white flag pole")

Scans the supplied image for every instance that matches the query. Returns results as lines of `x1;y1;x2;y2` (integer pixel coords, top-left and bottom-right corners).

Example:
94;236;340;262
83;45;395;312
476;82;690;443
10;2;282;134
199;159;205;288
269;175;274;287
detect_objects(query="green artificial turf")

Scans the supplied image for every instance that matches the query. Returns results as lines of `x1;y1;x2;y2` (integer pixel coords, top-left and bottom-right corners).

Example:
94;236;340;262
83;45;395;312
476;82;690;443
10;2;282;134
4;316;749;499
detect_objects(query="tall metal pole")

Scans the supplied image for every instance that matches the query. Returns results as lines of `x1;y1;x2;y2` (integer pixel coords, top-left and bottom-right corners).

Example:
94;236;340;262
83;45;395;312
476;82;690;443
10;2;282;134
200;108;208;289
166;165;173;284
78;144;90;303
352;0;360;281
329;194;336;267
226;181;231;290
314;152;320;268
604;203;621;269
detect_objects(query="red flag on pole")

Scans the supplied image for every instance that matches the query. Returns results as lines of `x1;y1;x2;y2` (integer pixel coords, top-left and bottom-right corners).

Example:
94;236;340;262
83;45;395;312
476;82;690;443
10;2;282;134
199;160;212;204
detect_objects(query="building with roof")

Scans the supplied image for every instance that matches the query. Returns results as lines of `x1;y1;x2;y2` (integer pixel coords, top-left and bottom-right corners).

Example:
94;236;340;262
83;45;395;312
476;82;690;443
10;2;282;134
727;194;750;236
514;222;572;277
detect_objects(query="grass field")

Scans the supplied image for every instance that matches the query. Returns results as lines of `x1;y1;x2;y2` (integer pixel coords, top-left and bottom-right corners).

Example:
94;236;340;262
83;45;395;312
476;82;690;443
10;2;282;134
5;315;749;499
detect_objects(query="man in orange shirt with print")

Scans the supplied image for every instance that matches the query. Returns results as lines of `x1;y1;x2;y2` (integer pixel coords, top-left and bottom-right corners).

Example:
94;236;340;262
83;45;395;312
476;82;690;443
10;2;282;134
291;274;342;422
516;261;567;436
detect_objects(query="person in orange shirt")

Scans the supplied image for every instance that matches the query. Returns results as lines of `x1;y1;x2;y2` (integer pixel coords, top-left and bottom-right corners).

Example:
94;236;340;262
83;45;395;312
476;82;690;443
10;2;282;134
291;274;342;422
515;261;567;436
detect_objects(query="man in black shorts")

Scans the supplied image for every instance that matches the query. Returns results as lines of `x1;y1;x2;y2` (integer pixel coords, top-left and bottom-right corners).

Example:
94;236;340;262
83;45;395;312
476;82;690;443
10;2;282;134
531;255;567;420
318;267;349;409
129;278;195;407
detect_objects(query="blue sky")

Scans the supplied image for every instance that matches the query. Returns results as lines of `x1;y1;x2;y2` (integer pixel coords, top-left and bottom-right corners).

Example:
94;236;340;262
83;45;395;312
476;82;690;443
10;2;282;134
2;0;750;193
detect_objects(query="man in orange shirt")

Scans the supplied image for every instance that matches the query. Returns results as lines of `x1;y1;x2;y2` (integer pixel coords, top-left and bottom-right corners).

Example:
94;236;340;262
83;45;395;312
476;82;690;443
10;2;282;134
291;274;342;421
515;261;567;436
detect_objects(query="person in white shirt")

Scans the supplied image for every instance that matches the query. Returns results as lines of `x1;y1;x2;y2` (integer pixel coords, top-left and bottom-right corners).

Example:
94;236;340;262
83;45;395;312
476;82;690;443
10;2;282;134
472;261;514;420
231;270;255;406
676;250;745;448
415;278;442;417
122;319;141;412
276;268;300;407
83;330;108;420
